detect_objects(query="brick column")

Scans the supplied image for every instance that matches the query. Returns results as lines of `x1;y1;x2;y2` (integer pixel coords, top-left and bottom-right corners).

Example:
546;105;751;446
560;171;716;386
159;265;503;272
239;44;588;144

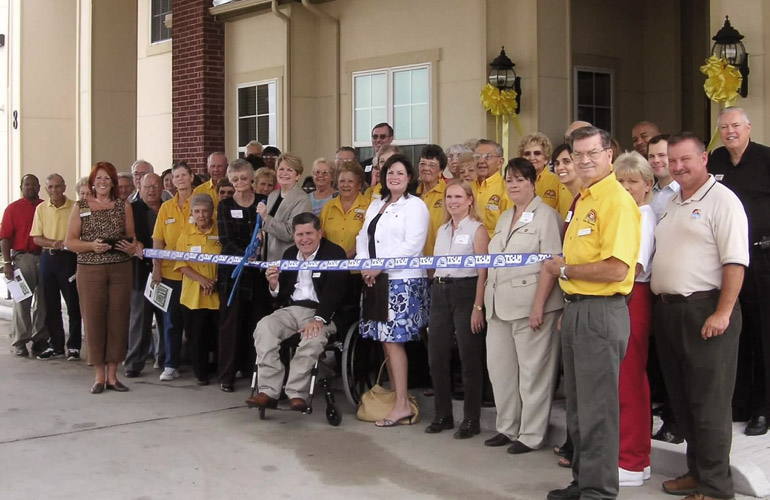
171;0;225;175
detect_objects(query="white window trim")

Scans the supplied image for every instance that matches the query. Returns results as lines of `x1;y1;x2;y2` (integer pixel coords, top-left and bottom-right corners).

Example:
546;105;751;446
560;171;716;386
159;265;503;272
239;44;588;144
352;62;432;148
150;0;172;45
573;66;614;135
236;78;280;155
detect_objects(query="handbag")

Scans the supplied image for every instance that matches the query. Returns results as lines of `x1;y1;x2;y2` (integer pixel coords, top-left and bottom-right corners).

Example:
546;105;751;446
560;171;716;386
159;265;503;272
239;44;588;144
356;358;420;423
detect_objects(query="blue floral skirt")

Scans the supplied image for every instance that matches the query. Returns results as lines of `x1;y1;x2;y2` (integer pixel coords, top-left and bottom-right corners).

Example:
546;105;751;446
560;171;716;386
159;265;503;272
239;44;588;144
359;277;430;342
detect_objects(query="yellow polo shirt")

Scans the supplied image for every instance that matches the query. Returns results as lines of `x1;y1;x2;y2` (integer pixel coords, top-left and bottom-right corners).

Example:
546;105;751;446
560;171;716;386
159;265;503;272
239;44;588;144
536;169;561;210
192;179;218;205
173;223;221;310
561;172;640;296
476;171;510;237
556;184;577;222
30;197;75;244
319;192;370;254
363;184;382;204
152;193;193;280
417;179;447;256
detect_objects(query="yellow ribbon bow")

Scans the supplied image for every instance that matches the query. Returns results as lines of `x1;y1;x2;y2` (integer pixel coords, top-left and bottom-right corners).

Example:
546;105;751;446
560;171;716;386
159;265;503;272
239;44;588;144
481;83;518;117
700;55;742;106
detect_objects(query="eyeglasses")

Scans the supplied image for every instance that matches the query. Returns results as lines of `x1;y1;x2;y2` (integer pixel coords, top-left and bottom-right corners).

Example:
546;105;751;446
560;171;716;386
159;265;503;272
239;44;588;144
571;149;609;161
372;134;391;140
523;150;544;157
472;153;501;161
418;161;440;169
314;171;331;177
336;158;354;163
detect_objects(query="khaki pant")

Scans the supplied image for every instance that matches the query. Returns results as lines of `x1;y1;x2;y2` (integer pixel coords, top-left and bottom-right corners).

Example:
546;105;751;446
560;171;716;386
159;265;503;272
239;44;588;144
486;311;559;448
76;261;132;365
10;252;47;348
253;306;336;400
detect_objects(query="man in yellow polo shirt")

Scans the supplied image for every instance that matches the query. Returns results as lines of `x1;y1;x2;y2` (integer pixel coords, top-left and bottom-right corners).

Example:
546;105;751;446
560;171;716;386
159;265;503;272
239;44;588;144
474;139;510;236
416;145;447;256
30;173;81;361
544;126;640;500
192;152;228;206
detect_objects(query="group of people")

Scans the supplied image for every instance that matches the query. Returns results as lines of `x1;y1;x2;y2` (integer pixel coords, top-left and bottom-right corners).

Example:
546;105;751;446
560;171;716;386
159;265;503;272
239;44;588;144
2;110;765;500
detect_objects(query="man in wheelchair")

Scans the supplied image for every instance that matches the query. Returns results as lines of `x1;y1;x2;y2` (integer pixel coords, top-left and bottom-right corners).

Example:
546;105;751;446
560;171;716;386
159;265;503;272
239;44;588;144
246;212;349;412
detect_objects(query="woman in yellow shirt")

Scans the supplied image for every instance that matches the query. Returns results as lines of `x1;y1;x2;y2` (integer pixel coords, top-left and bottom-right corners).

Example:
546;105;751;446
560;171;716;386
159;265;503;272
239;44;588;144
174;194;221;386
319;162;369;258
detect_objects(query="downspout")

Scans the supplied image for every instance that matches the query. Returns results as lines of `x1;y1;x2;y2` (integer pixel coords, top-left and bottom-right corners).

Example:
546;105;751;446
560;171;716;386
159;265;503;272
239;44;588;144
271;0;291;150
300;0;340;149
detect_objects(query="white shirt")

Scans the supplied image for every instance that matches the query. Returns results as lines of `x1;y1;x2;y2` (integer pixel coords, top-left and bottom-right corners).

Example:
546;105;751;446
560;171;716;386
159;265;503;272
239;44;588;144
635;204;656;283
650;180;680;222
269;246;320;303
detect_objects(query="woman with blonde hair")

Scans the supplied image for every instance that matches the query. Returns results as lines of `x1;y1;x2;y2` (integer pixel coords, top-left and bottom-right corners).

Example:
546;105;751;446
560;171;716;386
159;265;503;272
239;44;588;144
424;180;490;439
613;151;655;486
309;158;337;216
519;132;560;210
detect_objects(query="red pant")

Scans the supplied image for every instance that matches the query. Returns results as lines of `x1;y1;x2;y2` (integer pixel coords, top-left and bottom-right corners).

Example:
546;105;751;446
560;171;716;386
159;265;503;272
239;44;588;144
619;281;652;471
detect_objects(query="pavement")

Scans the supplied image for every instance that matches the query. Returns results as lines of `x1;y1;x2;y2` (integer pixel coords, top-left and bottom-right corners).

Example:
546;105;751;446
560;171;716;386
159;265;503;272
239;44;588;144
0;301;765;500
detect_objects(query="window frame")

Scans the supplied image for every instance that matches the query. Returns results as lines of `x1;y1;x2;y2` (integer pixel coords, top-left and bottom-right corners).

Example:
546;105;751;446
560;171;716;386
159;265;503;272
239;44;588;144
150;0;172;45
573;66;614;135
352;62;432;148
236;79;279;156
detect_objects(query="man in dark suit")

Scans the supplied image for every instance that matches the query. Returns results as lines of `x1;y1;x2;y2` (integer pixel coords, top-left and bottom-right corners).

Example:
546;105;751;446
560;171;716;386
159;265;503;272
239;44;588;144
246;212;349;411
124;173;166;377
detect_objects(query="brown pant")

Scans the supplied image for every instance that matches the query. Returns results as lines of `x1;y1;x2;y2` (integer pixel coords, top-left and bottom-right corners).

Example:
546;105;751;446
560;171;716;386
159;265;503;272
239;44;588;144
77;261;132;365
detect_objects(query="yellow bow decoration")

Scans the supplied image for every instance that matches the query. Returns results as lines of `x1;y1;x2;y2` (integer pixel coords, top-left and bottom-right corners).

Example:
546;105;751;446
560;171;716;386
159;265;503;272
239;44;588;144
700;55;743;151
480;83;522;160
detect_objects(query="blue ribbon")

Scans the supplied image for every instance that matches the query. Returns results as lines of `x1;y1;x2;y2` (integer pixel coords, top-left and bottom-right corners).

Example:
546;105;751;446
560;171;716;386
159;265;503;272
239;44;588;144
227;213;262;306
143;247;552;271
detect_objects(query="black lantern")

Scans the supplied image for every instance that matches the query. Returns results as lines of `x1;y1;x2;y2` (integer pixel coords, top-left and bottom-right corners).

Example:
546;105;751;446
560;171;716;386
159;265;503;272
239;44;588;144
488;47;522;114
711;16;749;98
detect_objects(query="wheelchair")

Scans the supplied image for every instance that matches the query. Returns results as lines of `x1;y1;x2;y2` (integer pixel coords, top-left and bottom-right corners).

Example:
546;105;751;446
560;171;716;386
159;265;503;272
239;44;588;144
247;301;386;426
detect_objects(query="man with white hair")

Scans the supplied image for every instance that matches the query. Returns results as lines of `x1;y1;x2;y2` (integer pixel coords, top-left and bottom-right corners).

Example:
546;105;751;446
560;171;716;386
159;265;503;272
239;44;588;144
128;160;171;203
709;106;770;437
245;141;263;158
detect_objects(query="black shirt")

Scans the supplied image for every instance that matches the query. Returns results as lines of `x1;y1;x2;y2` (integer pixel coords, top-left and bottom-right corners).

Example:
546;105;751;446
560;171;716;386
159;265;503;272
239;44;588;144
709;141;770;243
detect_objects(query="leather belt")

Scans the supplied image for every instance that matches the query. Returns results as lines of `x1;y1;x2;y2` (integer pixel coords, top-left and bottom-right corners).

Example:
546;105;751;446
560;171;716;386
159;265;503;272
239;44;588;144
11;250;41;257
657;289;718;304
434;276;476;285
564;293;628;303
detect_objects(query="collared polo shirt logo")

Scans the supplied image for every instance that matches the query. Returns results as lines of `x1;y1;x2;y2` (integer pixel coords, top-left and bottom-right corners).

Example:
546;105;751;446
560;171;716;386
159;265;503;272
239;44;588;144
691;209;701;219
544;189;556;199
583;209;597;225
487;195;500;211
354;212;364;221
433;199;443;208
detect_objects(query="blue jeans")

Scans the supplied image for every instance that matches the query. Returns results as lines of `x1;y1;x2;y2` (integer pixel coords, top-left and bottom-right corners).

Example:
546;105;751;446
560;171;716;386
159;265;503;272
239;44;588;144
162;279;183;369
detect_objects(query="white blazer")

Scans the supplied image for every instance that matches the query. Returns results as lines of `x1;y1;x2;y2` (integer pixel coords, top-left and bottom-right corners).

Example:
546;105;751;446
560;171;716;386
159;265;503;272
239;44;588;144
355;194;429;280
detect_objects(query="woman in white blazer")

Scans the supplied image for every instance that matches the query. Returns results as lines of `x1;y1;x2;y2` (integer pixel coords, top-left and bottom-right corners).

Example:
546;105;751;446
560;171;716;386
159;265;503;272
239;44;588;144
483;158;564;454
257;153;312;262
356;154;430;428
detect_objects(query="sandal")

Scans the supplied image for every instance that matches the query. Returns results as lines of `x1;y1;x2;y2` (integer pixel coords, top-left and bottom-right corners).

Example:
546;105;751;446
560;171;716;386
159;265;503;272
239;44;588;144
558;456;572;468
375;413;416;427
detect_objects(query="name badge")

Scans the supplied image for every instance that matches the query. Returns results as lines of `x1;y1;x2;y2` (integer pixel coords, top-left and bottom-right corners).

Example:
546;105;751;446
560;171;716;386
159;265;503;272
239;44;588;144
578;228;592;236
312;272;321;278
190;245;202;253
565;211;573;223
188;216;194;224
365;165;373;173
354;208;366;214
79;211;91;218
520;212;534;223
207;235;219;241
165;218;176;224
454;234;470;245
714;174;724;181
486;204;499;211
231;209;243;219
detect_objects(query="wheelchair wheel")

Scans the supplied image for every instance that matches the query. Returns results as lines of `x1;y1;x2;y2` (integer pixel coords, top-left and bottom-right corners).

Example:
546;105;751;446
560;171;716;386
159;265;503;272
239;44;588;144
326;404;342;426
341;322;386;407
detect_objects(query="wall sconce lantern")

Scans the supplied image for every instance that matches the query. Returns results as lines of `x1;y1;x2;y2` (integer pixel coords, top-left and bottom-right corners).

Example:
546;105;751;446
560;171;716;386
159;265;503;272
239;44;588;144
711;16;749;98
487;47;521;114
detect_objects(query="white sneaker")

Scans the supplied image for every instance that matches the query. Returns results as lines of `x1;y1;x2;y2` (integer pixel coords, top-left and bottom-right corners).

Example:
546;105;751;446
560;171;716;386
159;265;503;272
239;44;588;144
619;467;644;487
159;367;179;381
643;465;651;481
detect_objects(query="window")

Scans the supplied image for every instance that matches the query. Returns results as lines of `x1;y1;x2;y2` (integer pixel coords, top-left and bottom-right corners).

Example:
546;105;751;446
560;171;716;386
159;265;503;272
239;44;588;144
353;64;431;148
574;67;613;134
237;80;278;155
151;0;172;44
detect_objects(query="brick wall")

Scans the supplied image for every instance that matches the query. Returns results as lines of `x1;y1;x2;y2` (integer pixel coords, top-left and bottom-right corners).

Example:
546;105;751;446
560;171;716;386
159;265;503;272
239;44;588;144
171;0;225;174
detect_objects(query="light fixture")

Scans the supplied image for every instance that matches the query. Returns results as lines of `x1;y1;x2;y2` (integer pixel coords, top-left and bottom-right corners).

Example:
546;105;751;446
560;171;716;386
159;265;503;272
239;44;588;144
488;47;521;113
711;16;749;98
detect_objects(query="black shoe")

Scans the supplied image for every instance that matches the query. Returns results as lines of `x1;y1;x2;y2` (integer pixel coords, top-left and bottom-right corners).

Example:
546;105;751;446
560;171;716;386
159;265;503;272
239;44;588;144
745;416;768;436
220;383;234;393
652;427;684;444
425;416;454;434
507;440;535;454
547;482;580;500
37;348;64;360
197;378;210;386
124;370;140;378
484;433;512;447
453;419;480;439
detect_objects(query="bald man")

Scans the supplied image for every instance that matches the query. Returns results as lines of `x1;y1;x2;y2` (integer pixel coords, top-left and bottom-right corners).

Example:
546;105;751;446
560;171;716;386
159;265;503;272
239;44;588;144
631;121;660;157
564;121;592;143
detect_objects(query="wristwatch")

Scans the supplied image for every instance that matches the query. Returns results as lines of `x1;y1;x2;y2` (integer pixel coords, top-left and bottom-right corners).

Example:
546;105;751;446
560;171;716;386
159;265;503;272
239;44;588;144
313;315;328;325
559;265;569;281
